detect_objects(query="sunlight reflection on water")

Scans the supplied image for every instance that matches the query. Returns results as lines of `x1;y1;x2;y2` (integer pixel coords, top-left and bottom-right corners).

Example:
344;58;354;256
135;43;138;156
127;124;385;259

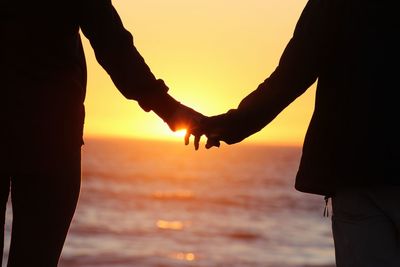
2;138;335;267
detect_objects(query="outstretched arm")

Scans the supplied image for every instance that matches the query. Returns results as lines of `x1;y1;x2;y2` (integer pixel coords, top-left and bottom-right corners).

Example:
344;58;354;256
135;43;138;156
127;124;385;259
78;0;203;136
196;0;332;148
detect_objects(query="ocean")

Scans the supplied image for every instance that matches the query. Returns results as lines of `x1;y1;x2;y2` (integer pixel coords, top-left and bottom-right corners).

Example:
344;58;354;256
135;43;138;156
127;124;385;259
3;137;335;267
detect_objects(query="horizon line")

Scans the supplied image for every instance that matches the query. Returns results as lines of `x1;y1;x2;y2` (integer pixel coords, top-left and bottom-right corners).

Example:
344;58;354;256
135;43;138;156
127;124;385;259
83;134;303;148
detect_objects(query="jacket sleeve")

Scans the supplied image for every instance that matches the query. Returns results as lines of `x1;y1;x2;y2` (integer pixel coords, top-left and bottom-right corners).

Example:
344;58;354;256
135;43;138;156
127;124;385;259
214;0;331;144
77;0;179;119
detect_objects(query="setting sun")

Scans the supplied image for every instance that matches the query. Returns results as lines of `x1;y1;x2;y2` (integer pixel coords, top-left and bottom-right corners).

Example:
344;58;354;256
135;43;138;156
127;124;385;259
174;129;187;138
82;0;313;146
5;1;379;266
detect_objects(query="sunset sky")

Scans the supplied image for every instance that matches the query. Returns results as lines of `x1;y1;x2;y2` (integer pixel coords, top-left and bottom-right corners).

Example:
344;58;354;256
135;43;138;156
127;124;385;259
82;0;316;146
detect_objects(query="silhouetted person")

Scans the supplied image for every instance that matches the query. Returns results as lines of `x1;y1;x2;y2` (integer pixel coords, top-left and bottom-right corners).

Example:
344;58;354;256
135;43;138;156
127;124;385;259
0;0;203;266
194;0;400;266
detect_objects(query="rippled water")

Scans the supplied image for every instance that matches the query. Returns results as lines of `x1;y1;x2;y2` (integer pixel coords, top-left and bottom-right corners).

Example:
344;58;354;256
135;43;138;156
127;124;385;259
3;137;335;267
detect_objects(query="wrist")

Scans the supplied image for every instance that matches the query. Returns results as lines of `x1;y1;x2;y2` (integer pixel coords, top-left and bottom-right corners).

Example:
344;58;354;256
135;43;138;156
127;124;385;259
138;79;171;112
148;93;181;123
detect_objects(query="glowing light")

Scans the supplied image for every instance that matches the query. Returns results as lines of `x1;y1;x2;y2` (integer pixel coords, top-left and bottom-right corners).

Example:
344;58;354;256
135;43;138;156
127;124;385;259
82;0;313;146
174;129;187;138
156;220;184;230
171;252;196;262
152;191;194;200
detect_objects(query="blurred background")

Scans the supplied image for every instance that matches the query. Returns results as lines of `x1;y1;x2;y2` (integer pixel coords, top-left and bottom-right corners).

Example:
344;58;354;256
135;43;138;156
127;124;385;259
3;138;335;267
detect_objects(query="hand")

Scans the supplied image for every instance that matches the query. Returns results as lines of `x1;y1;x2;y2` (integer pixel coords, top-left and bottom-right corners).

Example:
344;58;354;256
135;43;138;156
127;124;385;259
200;112;240;149
166;104;205;150
193;109;252;149
184;114;225;150
205;135;221;149
201;115;225;149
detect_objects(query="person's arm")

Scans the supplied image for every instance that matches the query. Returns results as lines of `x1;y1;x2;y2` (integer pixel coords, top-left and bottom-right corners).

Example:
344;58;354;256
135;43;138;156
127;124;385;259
204;0;332;146
77;0;191;128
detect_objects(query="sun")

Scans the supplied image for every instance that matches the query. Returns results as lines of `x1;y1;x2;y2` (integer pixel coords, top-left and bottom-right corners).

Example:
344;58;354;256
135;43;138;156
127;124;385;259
174;129;187;138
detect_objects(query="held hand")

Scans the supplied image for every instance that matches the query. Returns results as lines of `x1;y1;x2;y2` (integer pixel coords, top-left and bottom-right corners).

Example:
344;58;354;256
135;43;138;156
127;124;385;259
182;113;225;150
184;117;221;150
201;112;244;149
199;114;229;149
186;109;248;149
167;104;205;150
205;135;221;149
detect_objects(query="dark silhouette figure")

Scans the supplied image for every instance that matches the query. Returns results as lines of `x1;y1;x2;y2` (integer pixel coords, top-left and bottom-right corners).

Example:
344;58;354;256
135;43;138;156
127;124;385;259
0;0;203;266
195;0;400;266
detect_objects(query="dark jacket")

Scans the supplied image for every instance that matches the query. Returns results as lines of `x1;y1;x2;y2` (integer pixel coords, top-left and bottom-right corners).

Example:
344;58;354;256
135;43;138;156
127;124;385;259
209;0;399;195
1;0;178;148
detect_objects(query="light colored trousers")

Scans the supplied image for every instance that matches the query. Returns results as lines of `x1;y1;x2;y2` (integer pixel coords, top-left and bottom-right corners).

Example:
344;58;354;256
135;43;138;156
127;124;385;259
332;186;400;267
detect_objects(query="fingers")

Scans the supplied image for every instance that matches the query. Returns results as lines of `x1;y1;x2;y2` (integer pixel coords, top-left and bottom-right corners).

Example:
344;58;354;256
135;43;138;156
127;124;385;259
184;125;201;150
184;130;191;146
194;134;201;150
205;138;220;149
185;132;219;150
185;128;201;150
184;130;200;151
174;105;224;150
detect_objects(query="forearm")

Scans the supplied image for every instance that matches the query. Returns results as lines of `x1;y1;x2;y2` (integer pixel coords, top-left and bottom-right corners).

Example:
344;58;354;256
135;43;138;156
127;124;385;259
218;71;310;144
79;0;175;114
214;0;329;144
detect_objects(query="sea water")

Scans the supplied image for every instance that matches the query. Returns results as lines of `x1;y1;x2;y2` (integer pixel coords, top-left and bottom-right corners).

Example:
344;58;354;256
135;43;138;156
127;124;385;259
3;137;335;267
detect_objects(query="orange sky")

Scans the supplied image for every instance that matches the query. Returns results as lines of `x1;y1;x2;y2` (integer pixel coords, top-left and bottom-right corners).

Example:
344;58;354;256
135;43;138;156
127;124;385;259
82;0;315;146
